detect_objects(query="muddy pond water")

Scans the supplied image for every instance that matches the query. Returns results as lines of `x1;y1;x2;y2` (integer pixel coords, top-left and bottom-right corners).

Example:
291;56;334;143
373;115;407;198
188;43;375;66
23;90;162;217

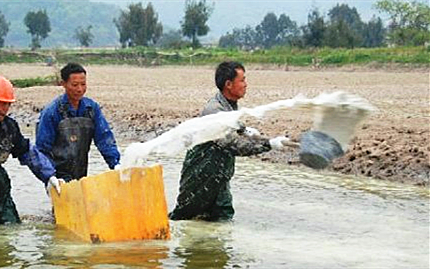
0;139;428;269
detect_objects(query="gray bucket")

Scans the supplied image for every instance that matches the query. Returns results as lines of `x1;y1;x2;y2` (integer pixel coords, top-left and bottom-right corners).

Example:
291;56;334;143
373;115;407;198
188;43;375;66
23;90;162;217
299;131;344;170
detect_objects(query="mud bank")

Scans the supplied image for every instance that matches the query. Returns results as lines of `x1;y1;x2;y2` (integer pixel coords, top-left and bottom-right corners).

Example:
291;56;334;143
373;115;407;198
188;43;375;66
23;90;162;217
4;64;429;186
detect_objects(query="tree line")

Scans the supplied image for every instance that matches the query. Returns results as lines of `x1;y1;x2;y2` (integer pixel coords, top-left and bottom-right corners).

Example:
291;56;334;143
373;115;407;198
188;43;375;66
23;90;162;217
219;0;429;49
0;0;428;51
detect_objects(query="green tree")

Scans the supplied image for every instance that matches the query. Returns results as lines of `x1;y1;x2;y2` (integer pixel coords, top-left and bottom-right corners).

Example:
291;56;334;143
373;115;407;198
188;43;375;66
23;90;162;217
253;13;300;49
219;26;257;50
375;0;430;46
0;11;9;47
74;25;94;47
114;2;163;48
220;13;299;49
302;9;325;47
255;12;279;48
363;16;386;47
236;26;257;50
157;29;189;49
181;0;213;48
277;14;300;46
218;32;236;48
24;9;51;50
324;4;364;48
324;19;356;48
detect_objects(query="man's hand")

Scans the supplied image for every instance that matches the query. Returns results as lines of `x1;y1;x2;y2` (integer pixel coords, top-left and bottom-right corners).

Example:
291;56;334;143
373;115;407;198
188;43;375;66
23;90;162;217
244;127;261;137
269;136;290;150
46;176;65;196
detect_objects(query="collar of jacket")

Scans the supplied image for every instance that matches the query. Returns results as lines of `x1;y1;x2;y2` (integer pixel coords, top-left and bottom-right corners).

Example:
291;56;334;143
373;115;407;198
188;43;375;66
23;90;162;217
215;91;238;111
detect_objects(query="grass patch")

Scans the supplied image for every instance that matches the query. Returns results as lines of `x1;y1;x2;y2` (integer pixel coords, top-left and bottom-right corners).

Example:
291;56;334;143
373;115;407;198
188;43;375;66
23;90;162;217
11;75;59;88
1;46;428;67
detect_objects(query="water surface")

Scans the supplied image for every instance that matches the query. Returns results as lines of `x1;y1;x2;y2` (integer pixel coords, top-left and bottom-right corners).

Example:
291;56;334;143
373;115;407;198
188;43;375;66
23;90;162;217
1;142;428;268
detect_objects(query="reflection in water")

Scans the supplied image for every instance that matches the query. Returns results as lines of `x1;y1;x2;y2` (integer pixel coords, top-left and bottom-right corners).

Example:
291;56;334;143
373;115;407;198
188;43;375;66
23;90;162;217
44;241;169;268
1;222;53;268
0;225;17;267
1;223;170;268
172;221;231;268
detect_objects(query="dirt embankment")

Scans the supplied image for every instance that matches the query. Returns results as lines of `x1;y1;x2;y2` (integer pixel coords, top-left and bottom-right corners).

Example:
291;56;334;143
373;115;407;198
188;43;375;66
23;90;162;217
3;63;429;186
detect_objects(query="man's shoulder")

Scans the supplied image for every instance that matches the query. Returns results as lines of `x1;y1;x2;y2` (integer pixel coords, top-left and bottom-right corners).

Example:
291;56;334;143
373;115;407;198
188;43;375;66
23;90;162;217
201;92;228;116
3;115;18;126
2;116;20;132
204;96;222;108
202;101;221;116
41;95;64;115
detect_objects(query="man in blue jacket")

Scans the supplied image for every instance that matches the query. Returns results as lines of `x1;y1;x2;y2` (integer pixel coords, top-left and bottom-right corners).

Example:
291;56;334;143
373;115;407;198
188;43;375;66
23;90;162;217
36;63;120;182
0;76;61;224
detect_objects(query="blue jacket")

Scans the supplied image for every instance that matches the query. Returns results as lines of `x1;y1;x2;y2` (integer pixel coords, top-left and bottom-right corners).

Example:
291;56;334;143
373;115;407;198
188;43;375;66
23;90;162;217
36;94;120;170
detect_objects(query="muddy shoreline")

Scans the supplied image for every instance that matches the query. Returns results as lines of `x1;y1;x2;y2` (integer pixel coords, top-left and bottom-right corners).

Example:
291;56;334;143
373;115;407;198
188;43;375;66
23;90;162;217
3;63;429;187
109;114;429;187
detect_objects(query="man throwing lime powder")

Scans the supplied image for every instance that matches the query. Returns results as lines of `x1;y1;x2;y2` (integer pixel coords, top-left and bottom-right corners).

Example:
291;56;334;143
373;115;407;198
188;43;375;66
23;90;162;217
169;61;290;221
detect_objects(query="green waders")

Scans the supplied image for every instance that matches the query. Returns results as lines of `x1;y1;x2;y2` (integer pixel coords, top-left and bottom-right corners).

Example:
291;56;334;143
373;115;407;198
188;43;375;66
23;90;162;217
169;141;236;221
0;167;20;224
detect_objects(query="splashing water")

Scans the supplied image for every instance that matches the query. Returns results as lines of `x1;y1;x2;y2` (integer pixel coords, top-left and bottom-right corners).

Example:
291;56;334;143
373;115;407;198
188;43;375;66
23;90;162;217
120;91;376;173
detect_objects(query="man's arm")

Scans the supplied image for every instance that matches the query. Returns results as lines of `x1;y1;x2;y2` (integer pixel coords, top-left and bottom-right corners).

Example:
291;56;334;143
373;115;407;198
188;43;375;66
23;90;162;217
216;132;272;157
92;102;120;169
18;145;56;185
202;98;272;157
36;106;58;160
9;120;56;184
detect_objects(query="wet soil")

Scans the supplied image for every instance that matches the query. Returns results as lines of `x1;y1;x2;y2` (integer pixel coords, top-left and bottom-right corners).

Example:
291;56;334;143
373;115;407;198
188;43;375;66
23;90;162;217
2;63;429;186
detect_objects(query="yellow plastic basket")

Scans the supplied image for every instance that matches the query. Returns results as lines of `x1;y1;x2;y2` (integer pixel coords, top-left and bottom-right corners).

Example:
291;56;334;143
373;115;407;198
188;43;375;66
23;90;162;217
50;165;170;243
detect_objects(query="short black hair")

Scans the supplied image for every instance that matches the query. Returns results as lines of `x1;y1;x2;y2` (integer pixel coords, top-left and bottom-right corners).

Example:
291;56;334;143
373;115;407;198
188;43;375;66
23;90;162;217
215;61;245;91
60;62;86;82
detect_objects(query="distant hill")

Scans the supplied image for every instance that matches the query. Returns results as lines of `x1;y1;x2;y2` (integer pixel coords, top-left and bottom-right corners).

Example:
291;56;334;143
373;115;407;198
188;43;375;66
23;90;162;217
0;0;383;48
0;0;121;48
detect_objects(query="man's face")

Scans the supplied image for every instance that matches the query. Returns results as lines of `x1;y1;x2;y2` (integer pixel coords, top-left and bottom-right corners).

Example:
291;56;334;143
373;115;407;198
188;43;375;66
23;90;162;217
224;68;247;101
63;72;87;105
0;101;11;122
